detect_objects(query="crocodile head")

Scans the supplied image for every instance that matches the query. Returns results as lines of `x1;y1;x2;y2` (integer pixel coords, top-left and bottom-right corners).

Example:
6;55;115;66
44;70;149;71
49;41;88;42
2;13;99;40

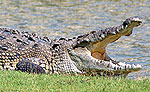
69;16;142;76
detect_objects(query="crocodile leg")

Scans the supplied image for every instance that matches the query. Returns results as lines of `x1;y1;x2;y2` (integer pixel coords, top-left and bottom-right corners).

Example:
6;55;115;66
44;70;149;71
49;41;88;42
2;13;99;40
16;58;46;74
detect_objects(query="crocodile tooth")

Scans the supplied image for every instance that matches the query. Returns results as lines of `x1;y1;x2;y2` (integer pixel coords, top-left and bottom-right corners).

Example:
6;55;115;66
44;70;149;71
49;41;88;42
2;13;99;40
132;64;141;68
125;64;128;69
131;64;136;68
98;37;102;40
101;34;105;39
125;25;128;28
129;64;132;69
127;64;131;69
98;31;103;40
110;31;116;35
93;34;99;41
111;61;119;70
136;64;142;68
116;28;119;32
121;65;125;69
118;62;125;66
128;20;131;24
121;25;124;29
84;38;90;42
108;60;112;68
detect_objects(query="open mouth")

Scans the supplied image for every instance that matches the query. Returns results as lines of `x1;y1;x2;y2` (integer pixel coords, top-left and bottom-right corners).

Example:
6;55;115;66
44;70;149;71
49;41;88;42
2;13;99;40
69;16;142;76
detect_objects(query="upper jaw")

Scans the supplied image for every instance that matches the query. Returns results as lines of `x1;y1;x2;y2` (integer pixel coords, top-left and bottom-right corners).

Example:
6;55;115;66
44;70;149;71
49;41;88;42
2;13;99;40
116;16;142;36
88;16;142;58
66;17;142;51
85;17;142;44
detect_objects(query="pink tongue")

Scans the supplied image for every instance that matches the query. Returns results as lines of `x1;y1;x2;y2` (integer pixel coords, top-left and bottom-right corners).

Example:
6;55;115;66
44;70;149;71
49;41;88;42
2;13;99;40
91;52;106;60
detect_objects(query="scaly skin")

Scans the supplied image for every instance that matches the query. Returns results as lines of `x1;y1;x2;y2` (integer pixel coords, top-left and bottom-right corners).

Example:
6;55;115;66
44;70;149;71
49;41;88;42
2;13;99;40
69;16;142;75
0;16;142;76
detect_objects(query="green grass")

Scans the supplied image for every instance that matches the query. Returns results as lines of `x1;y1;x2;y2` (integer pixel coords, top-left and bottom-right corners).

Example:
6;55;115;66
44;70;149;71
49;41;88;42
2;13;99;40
0;71;149;92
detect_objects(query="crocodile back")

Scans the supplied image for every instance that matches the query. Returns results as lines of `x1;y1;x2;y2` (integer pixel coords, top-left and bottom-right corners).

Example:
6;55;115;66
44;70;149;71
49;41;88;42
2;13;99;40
0;28;52;70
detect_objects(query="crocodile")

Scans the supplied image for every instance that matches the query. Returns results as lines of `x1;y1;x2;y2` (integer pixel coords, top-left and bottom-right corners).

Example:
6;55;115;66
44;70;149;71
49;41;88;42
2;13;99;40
0;16;142;76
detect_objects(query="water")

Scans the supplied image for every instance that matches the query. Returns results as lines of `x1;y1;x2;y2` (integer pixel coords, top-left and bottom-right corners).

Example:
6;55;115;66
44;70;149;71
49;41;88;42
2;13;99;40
0;0;149;79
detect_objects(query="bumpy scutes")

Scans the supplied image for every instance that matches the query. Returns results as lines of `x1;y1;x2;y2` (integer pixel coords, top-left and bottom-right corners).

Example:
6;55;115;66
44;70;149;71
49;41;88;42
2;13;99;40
0;16;142;76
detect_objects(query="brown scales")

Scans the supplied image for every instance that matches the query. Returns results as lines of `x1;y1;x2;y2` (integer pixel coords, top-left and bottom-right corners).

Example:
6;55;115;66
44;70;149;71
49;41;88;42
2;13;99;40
0;16;142;75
